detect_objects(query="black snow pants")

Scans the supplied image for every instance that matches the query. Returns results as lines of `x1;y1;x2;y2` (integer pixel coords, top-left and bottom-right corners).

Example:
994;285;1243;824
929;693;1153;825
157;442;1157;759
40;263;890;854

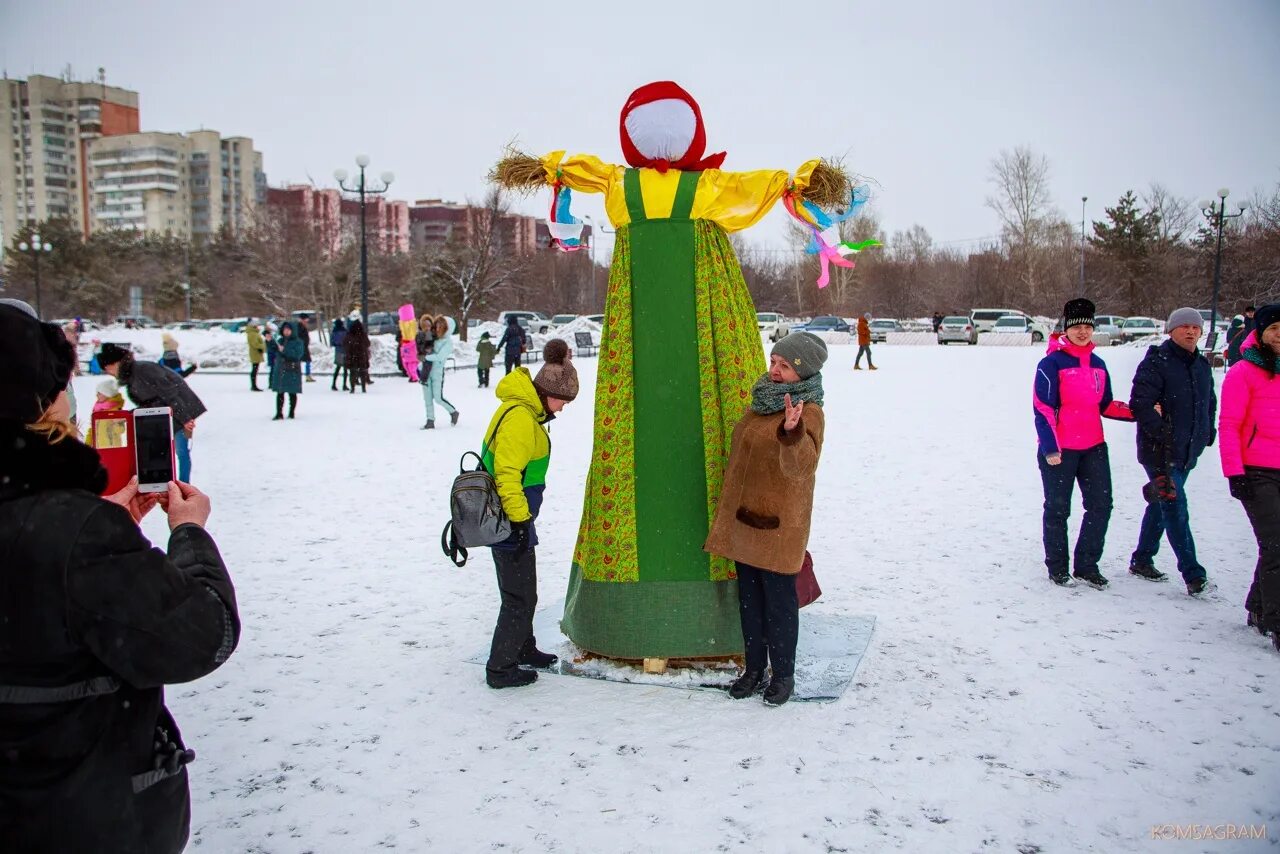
487;547;540;676
1241;467;1280;632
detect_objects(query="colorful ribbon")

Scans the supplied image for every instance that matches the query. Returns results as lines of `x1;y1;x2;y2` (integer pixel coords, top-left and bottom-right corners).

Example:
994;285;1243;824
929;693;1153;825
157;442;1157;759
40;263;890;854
548;174;584;251
783;186;881;288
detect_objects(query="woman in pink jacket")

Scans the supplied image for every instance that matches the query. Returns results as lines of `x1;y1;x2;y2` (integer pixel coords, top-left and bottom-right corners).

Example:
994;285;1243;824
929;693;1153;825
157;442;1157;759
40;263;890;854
1218;303;1280;652
1033;299;1135;589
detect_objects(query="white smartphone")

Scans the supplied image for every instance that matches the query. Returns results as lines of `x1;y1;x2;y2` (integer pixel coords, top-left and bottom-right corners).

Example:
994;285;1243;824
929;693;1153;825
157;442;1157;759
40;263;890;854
133;406;175;493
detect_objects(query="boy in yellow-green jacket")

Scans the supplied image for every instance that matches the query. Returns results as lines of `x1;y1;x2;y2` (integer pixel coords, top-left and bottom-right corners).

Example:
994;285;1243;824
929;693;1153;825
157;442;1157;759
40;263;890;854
482;339;578;689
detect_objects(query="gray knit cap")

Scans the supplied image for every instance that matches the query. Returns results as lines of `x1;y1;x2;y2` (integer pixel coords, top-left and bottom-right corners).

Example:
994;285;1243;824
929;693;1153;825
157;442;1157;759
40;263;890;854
1166;307;1203;331
771;331;828;379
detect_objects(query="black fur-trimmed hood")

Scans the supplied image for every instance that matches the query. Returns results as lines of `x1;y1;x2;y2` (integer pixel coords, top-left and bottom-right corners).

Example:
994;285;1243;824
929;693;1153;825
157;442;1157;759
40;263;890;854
0;421;108;502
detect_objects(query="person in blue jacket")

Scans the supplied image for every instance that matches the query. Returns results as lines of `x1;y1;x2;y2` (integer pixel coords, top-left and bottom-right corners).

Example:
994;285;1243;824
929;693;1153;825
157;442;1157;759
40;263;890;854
497;315;528;375
1128;307;1218;596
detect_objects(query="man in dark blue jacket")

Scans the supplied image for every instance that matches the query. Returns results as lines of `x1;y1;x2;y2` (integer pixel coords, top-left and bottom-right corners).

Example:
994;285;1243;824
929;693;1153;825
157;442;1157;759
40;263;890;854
1129;307;1218;595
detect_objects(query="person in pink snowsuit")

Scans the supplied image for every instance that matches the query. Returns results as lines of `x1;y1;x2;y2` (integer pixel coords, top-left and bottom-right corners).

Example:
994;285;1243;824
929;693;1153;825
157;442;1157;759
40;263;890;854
1032;299;1135;588
1218;303;1280;651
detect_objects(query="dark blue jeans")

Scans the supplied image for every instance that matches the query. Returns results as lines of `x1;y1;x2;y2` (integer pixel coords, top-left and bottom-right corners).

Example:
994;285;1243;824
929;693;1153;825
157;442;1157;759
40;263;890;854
735;562;798;679
1037;444;1113;577
1133;465;1206;583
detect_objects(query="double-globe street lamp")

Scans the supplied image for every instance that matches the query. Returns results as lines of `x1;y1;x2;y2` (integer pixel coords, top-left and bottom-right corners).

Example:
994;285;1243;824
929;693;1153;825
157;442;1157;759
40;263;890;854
17;232;53;319
334;155;394;323
1199;188;1247;350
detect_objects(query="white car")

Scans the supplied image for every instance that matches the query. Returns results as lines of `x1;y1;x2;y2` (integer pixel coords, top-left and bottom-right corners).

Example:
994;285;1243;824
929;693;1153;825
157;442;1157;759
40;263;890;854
868;318;902;343
756;311;791;343
991;314;1049;343
937;315;977;345
970;308;1026;334
1121;316;1163;343
496;310;551;334
549;314;579;327
1094;315;1125;346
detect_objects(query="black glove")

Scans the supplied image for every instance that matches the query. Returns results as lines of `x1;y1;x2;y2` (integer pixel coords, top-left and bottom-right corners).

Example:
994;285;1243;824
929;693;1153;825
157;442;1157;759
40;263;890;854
1143;474;1177;504
1229;475;1253;502
511;520;531;558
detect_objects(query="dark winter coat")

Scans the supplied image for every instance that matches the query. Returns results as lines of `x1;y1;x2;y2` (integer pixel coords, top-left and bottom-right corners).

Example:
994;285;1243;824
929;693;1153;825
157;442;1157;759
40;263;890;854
415;329;434;359
476;338;498;370
119;358;207;429
331;323;347;364
0;422;239;853
297;323;312;362
1226;316;1253;365
264;333;278;368
497;319;527;357
269;328;305;394
344;322;371;371
1131;339;1217;472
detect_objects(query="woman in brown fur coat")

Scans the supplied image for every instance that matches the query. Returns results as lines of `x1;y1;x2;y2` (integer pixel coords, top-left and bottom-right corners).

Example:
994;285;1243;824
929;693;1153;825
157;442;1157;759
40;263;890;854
705;331;827;706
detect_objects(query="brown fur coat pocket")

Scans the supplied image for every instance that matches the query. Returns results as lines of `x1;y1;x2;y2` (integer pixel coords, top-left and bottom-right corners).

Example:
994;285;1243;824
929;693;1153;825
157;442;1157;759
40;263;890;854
736;506;780;530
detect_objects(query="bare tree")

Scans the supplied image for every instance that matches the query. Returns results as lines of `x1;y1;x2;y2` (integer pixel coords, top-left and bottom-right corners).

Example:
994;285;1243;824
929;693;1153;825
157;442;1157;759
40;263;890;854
1143;182;1196;244
985;146;1058;297
424;186;530;341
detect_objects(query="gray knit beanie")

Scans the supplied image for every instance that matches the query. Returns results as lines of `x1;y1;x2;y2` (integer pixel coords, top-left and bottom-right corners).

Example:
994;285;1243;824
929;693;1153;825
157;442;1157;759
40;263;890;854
1166;307;1203;331
771;331;828;379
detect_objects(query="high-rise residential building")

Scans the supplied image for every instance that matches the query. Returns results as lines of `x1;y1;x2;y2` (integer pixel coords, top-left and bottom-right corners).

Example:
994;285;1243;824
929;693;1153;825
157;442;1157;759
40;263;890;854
0;73;140;252
340;196;409;254
85;130;265;240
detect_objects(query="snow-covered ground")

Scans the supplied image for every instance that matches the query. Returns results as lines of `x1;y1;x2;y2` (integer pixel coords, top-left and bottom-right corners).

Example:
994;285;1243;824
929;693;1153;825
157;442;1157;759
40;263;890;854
69;340;1278;853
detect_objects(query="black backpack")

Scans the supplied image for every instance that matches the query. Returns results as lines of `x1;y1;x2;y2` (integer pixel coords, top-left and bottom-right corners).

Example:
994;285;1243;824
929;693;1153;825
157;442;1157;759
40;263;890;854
440;407;518;567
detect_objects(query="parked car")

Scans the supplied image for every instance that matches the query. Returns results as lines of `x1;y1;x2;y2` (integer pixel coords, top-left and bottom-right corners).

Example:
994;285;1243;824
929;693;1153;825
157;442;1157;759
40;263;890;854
937;315;977;345
497;310;551;334
757;311;791;342
799;315;850;333
549;314;579;327
162;321;200;331
583;314;605;326
365;311;400;336
52;318;102;332
113;314;159;328
1120;316;1162;342
990;313;1049;343
868;318;902;343
969;308;1024;335
1094;315;1125;346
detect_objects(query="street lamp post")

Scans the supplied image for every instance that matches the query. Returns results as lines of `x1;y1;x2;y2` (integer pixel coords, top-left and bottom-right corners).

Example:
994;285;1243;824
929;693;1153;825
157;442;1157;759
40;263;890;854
334;155;394;323
17;232;53;319
581;215;614;312
1198;188;1247;350
1079;196;1087;296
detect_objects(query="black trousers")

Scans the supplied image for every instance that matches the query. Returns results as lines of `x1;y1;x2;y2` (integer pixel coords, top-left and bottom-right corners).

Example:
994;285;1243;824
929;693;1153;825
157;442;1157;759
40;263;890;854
1037;443;1113;577
250;362;261;389
348;367;368;393
1241;467;1280;631
487;548;539;675
478;367;491;387
274;393;297;416
332;365;348;389
504;354;520;374
735;562;798;679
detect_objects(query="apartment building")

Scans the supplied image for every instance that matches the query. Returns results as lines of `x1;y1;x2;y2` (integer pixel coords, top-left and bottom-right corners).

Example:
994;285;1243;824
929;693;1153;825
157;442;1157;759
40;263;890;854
0;73;139;251
409;199;553;255
86;129;265;240
265;184;409;254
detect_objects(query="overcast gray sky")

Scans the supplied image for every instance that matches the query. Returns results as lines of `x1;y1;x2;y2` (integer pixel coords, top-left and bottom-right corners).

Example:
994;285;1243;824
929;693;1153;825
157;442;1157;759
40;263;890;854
3;0;1278;253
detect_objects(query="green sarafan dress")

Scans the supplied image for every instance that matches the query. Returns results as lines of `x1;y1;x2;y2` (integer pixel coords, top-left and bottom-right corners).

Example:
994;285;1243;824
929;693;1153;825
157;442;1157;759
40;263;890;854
543;152;820;659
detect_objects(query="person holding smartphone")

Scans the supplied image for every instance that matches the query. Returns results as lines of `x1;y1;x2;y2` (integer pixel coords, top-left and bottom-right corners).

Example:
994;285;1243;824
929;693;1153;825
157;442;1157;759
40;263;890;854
96;342;206;484
0;298;240;853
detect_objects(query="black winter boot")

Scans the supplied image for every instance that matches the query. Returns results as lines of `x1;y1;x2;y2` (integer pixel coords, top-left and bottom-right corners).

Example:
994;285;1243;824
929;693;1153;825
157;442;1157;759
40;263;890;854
763;675;795;707
728;670;766;700
1050;573;1076;587
1129;560;1167;582
450;410;460;426
1074;571;1109;590
518;647;558;669
486;668;537;689
422;420;434;430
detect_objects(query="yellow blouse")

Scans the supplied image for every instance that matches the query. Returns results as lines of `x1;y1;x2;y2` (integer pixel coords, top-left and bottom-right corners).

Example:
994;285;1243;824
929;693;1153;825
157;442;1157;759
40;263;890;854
541;152;819;233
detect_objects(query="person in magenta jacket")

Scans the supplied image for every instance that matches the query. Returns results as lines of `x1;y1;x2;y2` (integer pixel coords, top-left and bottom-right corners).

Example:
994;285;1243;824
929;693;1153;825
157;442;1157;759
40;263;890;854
1218;303;1280;652
1033;299;1135;589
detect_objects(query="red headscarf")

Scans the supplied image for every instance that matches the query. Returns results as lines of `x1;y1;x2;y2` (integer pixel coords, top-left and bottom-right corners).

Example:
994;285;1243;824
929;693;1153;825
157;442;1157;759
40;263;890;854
618;81;727;173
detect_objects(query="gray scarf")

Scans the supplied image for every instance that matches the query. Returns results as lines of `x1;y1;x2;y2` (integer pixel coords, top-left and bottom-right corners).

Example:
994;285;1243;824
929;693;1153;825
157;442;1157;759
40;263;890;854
750;373;824;415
